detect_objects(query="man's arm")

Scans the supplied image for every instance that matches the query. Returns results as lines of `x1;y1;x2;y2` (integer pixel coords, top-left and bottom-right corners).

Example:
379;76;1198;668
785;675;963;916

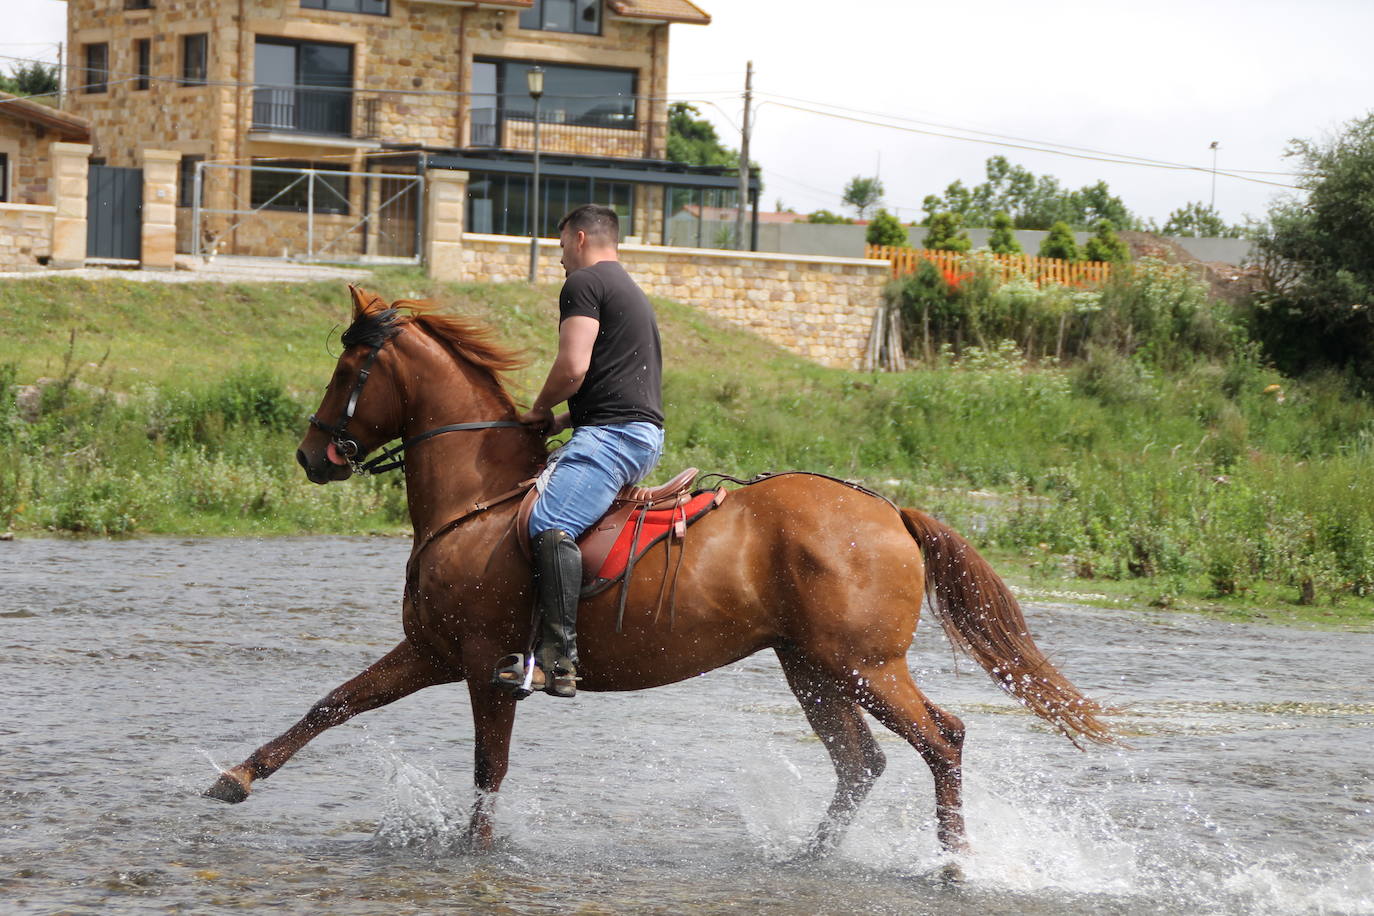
520;315;599;435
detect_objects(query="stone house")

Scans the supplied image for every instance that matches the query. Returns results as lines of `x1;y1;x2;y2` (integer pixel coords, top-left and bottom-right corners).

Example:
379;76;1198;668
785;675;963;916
61;0;751;260
0;91;91;269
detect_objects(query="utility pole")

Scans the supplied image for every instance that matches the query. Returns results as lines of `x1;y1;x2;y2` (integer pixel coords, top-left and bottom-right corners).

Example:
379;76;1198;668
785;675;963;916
1209;141;1219;211
734;60;752;251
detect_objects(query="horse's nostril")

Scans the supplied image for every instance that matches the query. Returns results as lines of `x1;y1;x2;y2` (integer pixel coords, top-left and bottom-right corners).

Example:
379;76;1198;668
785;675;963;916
296;449;308;470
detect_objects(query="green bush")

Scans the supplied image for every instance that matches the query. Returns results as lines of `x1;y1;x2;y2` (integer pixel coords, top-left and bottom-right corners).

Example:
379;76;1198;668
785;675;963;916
151;366;300;447
1084;218;1131;263
987;210;1023;255
1039;221;1081;261
922;212;972;252
865;209;910;248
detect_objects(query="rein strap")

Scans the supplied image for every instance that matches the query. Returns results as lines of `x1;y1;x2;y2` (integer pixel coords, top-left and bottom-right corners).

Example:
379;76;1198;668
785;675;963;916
360;421;527;475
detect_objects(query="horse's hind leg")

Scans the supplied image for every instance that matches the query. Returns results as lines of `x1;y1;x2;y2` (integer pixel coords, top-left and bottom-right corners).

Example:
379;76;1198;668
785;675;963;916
204;639;457;803
776;647;886;859
842;658;968;854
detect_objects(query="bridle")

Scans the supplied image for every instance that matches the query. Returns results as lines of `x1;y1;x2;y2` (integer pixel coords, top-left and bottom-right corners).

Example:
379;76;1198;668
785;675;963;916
308;331;525;476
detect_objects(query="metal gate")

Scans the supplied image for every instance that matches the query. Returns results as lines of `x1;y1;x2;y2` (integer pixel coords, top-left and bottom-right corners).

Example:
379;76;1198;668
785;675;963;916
192;162;422;264
87;165;143;261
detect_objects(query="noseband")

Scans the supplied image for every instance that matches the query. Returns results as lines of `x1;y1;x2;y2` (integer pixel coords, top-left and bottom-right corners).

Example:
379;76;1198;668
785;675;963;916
309;333;524;475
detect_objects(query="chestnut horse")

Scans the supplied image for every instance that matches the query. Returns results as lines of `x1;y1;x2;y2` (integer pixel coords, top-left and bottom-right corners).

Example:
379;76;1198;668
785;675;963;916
204;286;1113;859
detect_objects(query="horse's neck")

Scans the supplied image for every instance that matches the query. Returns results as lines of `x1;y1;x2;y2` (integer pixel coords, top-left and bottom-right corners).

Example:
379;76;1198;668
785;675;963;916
395;338;542;541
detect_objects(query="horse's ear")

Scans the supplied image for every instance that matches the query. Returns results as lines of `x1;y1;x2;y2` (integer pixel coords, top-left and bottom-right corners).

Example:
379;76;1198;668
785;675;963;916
349;284;388;319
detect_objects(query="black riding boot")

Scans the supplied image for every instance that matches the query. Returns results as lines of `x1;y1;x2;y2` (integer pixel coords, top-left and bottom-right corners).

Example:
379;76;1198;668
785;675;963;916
531;528;582;698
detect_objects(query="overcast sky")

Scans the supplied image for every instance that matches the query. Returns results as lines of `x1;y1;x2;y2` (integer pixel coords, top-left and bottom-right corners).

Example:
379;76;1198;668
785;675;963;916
7;0;1370;226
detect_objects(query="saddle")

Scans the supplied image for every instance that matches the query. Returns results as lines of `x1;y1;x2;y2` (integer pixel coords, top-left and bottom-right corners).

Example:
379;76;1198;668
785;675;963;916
515;467;728;628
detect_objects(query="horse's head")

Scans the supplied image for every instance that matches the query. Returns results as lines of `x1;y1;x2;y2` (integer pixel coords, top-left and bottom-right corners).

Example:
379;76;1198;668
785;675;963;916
297;285;405;484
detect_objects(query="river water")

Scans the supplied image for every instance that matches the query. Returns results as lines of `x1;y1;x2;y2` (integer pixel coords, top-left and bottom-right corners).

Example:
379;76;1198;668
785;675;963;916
1;536;1370;915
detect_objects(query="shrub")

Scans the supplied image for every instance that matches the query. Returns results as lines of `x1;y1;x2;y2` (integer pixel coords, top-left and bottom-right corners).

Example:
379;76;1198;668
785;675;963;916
987;210;1023;255
922;212;972;253
1084;218;1131;263
866;209;910;248
1039;221;1081;261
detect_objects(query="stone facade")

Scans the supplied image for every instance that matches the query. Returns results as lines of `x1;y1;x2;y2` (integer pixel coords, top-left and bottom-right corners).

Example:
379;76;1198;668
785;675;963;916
446;234;889;369
65;0;685;255
0;204;54;271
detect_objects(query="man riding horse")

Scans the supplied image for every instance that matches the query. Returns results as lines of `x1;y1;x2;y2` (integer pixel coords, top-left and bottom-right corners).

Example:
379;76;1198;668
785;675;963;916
500;203;664;698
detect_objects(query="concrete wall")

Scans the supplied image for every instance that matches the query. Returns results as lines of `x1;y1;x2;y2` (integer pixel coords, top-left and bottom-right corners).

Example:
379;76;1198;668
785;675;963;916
442;233;889;369
670;217;1257;266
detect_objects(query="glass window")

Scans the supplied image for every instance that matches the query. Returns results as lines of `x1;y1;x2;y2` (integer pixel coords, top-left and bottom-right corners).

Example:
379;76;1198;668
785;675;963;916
135;38;150;90
0;153;8;203
250;161;350;215
84;43;108;94
181;34;207;86
178;155;204;208
253;39;354;135
466;172;633;239
301;0;389;14
520;0;600;35
482;58;635;131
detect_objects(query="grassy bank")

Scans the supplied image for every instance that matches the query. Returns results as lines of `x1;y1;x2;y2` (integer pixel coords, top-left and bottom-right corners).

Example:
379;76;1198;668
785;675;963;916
1;269;1371;626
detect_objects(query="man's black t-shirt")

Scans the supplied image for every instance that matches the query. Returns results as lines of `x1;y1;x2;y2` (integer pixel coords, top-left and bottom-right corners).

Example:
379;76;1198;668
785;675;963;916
559;260;664;428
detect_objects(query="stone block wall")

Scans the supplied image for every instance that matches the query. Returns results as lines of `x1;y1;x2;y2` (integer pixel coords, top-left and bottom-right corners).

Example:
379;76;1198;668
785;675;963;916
445;234;889;369
0;204;55;270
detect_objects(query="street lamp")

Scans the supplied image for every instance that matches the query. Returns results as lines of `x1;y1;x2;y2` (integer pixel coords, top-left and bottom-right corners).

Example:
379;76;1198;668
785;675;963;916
1209;141;1219;211
527;66;544;284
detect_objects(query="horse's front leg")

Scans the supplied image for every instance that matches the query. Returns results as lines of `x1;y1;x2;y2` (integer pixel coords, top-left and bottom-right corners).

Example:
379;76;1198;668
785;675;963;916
464;676;519;851
204;639;458;803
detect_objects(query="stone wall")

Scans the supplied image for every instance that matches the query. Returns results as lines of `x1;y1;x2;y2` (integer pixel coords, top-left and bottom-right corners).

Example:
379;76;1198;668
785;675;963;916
0;204;54;270
447;234;889;369
0;119;62;206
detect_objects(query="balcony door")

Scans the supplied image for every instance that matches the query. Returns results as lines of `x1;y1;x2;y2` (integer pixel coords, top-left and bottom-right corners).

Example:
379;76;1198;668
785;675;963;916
254;39;354;136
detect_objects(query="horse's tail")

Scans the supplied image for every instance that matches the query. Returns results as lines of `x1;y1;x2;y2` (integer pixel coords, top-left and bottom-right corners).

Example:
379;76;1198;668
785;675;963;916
900;507;1117;748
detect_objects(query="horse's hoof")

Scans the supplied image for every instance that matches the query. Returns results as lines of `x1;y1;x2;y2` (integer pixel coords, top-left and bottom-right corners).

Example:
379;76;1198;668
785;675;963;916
936;860;965;885
203;770;251;804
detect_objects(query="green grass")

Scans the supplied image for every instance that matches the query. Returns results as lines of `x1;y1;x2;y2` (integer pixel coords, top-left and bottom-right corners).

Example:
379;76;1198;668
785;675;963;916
2;270;1372;627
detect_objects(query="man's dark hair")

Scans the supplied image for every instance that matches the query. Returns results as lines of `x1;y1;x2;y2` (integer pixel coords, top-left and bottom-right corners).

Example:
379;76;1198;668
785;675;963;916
558;204;619;244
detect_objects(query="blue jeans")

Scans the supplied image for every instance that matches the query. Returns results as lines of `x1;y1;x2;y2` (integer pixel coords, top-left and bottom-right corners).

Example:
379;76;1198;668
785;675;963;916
528;422;664;540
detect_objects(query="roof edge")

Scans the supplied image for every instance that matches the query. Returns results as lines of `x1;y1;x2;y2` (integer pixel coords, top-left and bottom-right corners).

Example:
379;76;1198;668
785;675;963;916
0;91;92;141
606;0;711;25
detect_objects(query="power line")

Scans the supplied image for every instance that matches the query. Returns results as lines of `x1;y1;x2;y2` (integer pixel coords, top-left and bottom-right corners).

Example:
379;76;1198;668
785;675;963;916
763;99;1301;191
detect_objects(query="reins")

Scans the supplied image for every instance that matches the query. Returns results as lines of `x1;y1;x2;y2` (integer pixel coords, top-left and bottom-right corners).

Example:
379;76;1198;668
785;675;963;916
309;326;526;476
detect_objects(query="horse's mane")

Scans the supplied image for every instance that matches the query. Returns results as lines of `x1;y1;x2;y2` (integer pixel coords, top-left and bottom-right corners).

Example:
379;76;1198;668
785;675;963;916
342;296;526;414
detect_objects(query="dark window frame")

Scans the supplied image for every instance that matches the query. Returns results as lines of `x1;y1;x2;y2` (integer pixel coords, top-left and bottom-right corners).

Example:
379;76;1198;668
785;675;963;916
476;56;638;133
519;0;601;35
250;160;351;215
181;33;208;86
178;155;204;208
135;38;151;90
252;37;356;137
466;170;633;239
300;0;390;15
84;43;108;94
124;0;154;9
0;153;9;203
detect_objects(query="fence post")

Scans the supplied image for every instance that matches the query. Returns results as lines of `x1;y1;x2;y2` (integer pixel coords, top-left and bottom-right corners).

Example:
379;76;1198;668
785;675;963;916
425;168;467;281
139;148;181;271
49;142;93;269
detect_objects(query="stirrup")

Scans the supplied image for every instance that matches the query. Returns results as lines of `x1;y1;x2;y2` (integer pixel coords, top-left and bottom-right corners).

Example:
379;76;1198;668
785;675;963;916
491;653;543;700
546;663;579;699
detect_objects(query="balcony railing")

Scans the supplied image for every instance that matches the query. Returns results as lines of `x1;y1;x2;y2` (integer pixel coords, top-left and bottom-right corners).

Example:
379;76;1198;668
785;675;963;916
251;86;353;138
468;106;662;159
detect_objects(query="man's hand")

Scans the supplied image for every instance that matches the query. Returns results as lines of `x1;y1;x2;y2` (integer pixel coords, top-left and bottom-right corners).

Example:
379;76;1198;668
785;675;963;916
519;407;570;437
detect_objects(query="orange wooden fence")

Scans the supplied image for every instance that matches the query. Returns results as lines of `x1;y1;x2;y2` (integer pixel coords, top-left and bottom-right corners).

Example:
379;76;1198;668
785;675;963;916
867;245;1115;288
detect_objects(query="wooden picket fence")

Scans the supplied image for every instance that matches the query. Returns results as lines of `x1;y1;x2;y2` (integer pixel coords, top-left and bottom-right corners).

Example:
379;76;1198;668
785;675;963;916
868;245;1115;288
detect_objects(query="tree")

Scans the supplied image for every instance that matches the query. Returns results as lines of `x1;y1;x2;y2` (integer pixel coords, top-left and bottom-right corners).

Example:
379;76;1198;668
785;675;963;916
1252;112;1374;388
842;175;884;219
666;102;737;169
806;209;853;224
987;210;1023;255
921;156;1140;231
1161;201;1248;238
1039;221;1081;261
1084;219;1131;263
922;211;972;253
0;62;60;99
865;209;909;248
